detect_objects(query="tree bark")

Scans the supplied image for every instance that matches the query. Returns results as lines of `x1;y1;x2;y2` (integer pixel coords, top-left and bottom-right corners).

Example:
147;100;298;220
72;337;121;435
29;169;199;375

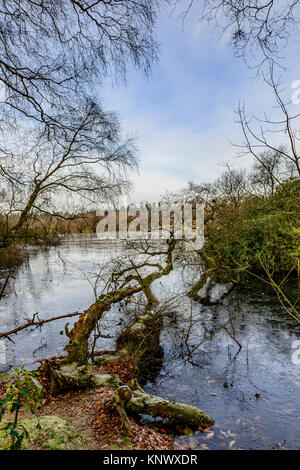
64;285;142;364
127;389;214;429
187;271;210;299
116;312;163;383
108;386;132;436
64;238;176;365
39;362;214;429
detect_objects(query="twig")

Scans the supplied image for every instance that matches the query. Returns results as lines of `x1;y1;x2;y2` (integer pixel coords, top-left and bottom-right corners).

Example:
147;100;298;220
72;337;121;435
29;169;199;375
0;311;80;339
188;313;241;356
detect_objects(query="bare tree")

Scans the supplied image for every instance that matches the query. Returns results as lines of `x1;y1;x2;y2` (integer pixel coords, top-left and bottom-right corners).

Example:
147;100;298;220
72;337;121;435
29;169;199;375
171;0;300;68
0;0;159;129
250;149;287;195
0;98;137;245
235;69;300;183
216;166;249;207
0;1;163;244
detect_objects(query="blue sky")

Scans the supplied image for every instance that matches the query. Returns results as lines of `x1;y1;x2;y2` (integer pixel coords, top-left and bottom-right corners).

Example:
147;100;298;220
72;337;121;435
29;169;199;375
100;5;300;202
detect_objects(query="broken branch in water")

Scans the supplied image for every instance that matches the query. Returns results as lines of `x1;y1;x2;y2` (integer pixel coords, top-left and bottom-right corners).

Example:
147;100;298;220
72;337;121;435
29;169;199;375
0;311;80;339
188;311;241;356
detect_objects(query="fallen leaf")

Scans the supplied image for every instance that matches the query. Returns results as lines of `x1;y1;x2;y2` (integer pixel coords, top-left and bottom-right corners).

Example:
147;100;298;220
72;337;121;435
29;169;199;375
220;430;236;438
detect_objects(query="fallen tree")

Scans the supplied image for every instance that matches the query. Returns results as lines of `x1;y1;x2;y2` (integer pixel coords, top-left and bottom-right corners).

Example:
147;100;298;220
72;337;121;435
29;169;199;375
38;362;214;430
126;385;214;429
0;239;177;364
187;272;234;305
64;285;143;364
64;238;176;365
187;271;211;300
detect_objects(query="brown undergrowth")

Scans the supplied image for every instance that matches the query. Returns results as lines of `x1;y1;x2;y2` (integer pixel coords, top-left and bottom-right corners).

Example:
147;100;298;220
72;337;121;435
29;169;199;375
0;357;173;450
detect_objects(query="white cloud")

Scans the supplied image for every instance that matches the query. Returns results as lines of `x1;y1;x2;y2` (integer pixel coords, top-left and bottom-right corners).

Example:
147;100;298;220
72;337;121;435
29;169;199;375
130;169;186;202
99;8;300;203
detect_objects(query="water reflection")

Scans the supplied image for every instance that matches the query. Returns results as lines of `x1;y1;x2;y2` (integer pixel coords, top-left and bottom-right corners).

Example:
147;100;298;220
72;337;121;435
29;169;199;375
145;283;300;450
0;235;299;449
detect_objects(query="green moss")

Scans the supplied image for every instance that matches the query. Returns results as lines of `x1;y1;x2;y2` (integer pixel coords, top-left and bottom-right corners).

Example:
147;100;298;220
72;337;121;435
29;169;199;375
109;444;121;450
109;437;133;450
57;364;96;389
95;354;121;365
0;416;83;450
94;373;123;389
123;436;133;449
126;390;214;429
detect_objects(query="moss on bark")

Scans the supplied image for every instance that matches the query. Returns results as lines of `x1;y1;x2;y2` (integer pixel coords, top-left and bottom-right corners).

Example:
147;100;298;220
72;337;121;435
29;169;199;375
38;364;214;430
64;285;142;365
126;390;214;429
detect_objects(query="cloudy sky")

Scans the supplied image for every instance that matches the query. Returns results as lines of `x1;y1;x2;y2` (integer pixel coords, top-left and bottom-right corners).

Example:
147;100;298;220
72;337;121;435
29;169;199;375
101;3;300;202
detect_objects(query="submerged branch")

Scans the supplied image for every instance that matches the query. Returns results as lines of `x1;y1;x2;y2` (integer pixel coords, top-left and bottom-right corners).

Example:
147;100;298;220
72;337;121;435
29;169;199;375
64;285;143;364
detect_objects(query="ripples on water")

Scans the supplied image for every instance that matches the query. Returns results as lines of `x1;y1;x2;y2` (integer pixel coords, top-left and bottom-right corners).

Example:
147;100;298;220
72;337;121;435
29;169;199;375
0;234;299;450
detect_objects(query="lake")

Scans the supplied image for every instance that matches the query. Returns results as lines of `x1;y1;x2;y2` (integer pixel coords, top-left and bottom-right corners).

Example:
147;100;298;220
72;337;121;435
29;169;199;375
0;234;299;450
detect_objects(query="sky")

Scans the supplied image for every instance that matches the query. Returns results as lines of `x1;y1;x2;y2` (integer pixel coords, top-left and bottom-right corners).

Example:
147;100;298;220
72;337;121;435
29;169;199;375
100;3;300;203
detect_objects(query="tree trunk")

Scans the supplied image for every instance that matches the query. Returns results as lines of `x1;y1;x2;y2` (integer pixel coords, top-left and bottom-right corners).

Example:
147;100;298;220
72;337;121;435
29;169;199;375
127;389;214;429
64;238;176;365
39;362;214;429
116;312;163;383
187;271;209;299
108;386;132;436
64;285;142;364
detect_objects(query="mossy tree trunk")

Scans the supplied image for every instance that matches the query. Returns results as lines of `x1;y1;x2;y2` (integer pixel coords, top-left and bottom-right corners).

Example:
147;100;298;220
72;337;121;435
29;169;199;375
108;386;133;436
64;286;142;365
187;271;210;299
64;238;176;365
39;363;214;429
127;390;214;429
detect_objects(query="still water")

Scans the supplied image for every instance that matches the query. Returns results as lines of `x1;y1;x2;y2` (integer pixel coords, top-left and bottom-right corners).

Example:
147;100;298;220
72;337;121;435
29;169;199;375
0;234;299;450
